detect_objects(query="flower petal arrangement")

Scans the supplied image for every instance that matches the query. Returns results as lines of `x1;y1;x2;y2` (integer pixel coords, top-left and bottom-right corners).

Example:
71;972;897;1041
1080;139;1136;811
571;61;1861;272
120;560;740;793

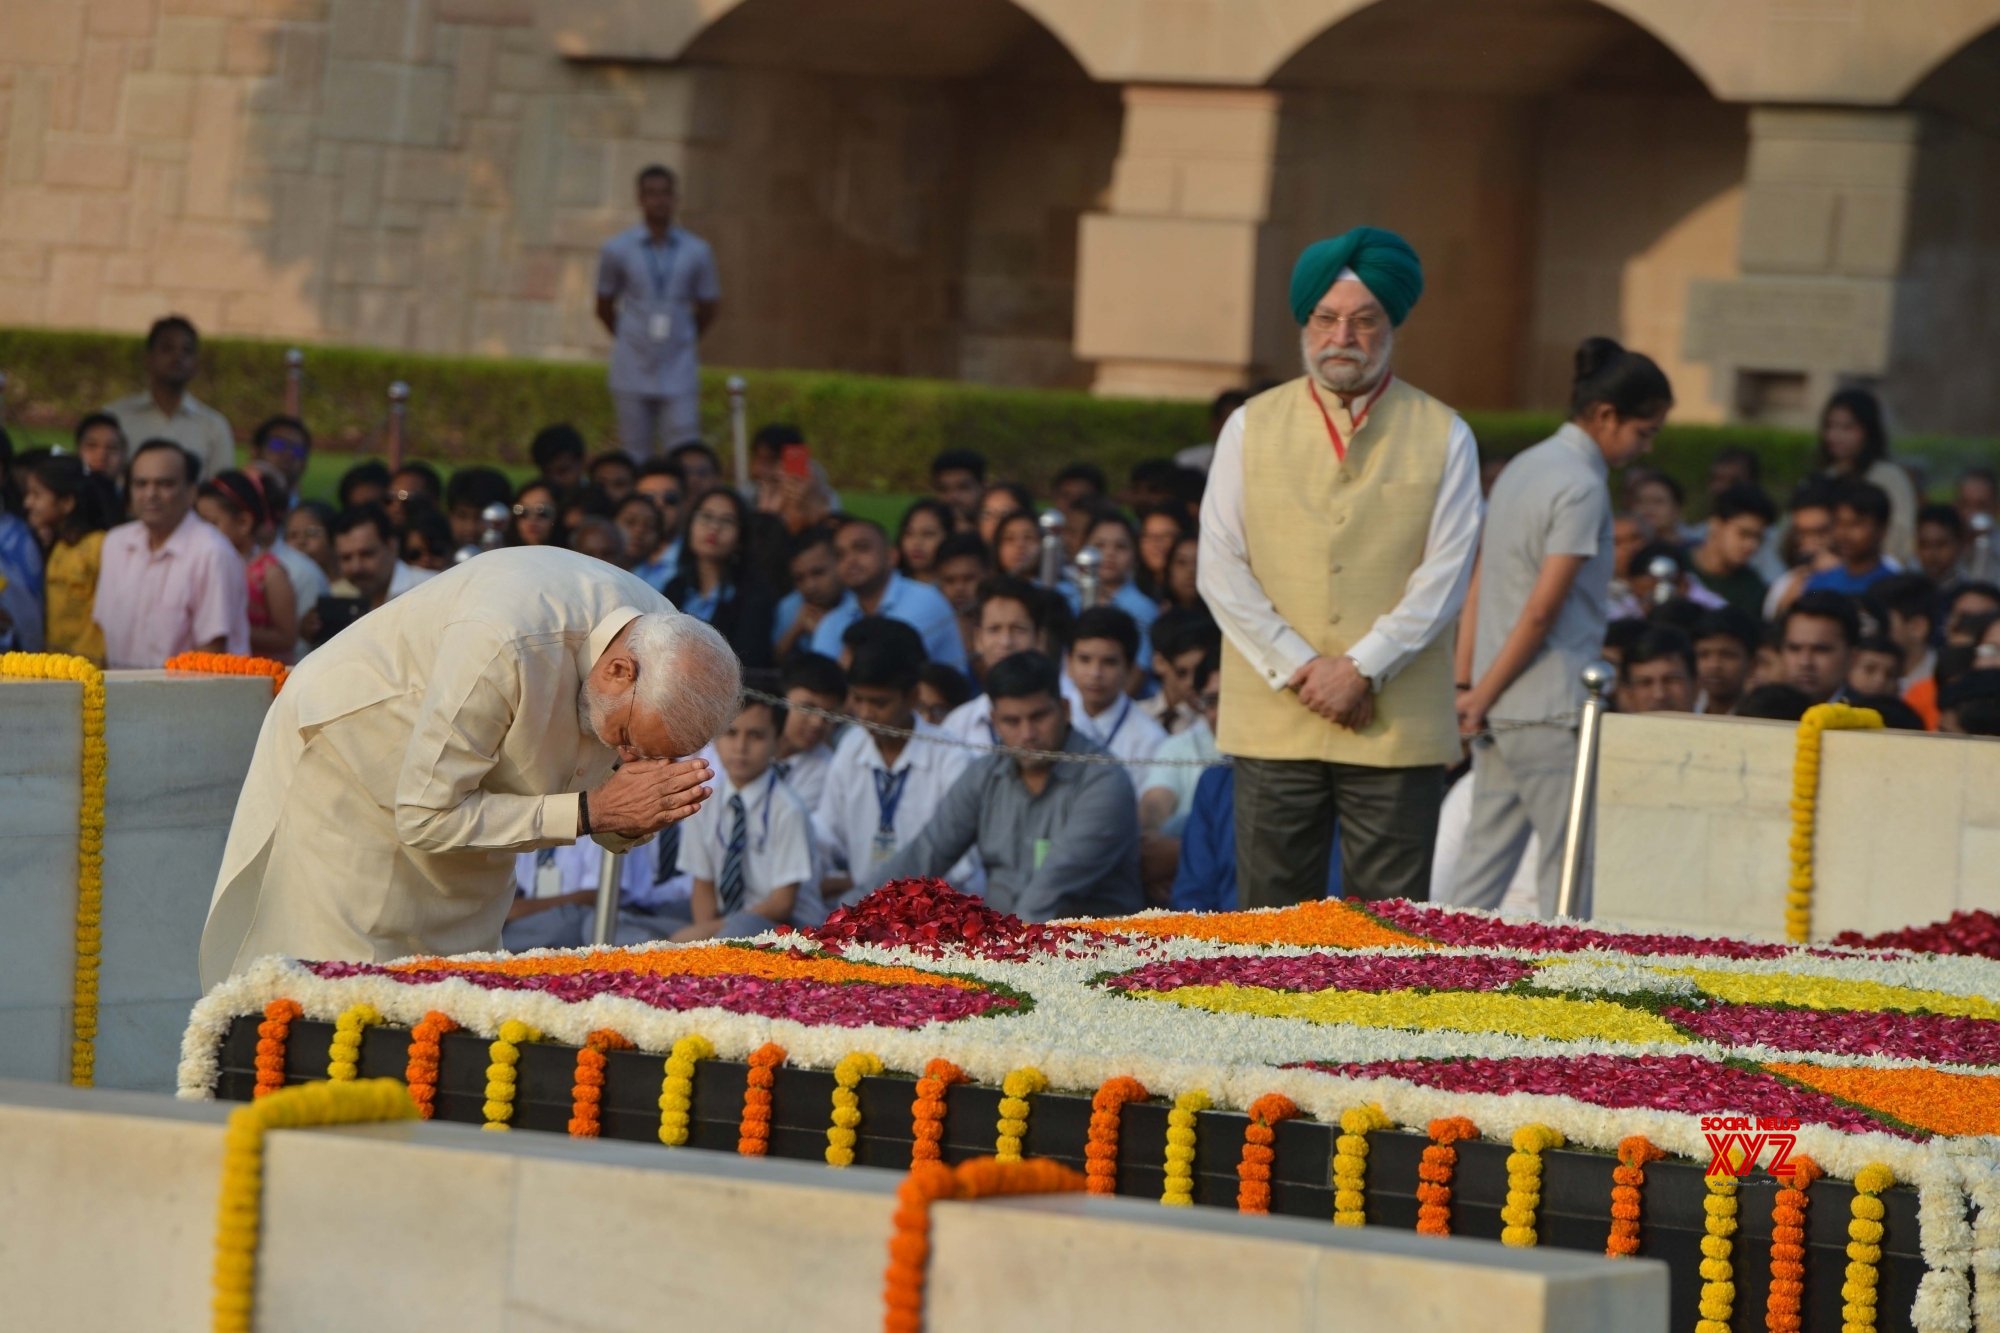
181;880;2000;1327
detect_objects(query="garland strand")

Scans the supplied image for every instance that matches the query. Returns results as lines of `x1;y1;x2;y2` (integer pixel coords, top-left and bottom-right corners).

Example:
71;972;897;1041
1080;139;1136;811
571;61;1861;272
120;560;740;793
1767;1154;1823;1333
568;1028;634;1138
909;1058;965;1165
1606;1134;1666;1257
826;1051;883;1166
1;652;108;1086
655;1033;714;1146
737;1042;785;1156
211;1079;416;1333
251;999;303;1098
163;650;288;694
882;1157;1086;1333
325;1003;380;1081
481;1019;540;1131
1416;1116;1481;1236
994;1065;1049;1161
1161;1089;1210;1206
1786;703;1883;942
402;1011;458;1120
1236;1092;1301;1214
1332;1104;1393;1227
1501;1124;1564;1247
1083;1076;1148;1195
1844;1163;1895;1333
1696;1171;1740;1333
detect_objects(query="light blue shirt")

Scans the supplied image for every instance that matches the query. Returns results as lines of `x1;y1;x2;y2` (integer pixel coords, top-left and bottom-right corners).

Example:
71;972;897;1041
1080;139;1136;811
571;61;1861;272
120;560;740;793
810;571;968;671
631;538;681;594
596;224;720;398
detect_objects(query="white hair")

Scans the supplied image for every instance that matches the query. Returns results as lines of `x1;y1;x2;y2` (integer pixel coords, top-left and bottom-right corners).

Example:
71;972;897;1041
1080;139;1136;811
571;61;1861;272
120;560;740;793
625;611;742;754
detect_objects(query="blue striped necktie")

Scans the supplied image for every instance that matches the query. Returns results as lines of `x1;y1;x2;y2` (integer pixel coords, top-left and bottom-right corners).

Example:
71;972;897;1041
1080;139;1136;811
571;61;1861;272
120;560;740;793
717;793;748;913
653;821;681;885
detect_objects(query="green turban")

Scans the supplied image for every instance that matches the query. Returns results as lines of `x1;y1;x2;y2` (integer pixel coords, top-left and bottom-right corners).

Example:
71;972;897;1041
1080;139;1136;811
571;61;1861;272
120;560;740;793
1289;227;1424;327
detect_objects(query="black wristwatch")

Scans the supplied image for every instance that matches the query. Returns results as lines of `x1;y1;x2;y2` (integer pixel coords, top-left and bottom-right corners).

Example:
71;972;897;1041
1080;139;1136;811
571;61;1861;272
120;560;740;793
577;791;592;836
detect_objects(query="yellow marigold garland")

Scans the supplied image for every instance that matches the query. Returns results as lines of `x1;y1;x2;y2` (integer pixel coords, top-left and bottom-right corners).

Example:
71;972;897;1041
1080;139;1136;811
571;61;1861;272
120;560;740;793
1844;1163;1895;1333
1696;1171;1740;1333
481;1019;540;1131
325;1003;380;1081
1161;1089;1210;1205
211;1078;417;1333
656;1033;715;1146
1786;702;1883;942
1332;1104;1392;1227
994;1065;1049;1161
1501;1124;1564;1247
0;652;107;1086
826;1051;883;1166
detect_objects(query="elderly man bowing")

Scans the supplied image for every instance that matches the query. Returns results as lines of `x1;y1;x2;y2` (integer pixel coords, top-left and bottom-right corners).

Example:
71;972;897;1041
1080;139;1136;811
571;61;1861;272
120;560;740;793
199;546;741;987
1200;226;1482;906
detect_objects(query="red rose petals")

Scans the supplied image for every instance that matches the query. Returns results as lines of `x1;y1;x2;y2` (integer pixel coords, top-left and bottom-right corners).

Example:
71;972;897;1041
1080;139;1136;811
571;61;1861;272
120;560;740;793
1832;910;2000;960
1366;899;1810;960
1663;1003;2000;1066
1101;953;1535;995
801;878;1109;961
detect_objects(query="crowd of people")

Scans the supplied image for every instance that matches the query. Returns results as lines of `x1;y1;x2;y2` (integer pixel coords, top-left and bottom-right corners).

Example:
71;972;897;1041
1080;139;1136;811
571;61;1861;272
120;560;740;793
3;304;1998;942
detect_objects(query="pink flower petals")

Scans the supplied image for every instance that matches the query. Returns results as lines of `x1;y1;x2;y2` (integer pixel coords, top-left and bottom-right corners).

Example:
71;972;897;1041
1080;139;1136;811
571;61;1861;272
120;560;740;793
1366;899;1807;960
1100;953;1535;995
1663;1003;2000;1066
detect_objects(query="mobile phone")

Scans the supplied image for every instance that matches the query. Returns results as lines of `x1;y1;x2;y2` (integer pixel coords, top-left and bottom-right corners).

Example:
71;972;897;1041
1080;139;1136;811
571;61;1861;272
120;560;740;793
311;595;369;645
781;442;811;480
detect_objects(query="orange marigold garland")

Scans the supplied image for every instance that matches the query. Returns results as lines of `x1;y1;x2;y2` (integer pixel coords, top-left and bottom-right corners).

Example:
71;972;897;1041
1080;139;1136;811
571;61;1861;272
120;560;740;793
402;1011;458;1120
164;650;288;694
1605;1134;1667;1257
909;1058;966;1165
1236;1092;1301;1214
737;1041;785;1156
568;1028;634;1138
252;999;303;1098
882;1156;1087;1333
1084;1076;1149;1195
1416;1116;1481;1237
1766;1154;1823;1333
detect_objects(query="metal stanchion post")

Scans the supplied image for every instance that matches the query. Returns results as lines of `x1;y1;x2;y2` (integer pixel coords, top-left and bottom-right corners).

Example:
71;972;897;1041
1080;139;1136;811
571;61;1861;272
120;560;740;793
1971;513;1997;584
386;380;409;474
1646;553;1679;607
592;846;622;947
727;375;749;491
1075;546;1101;609
1037;509;1065;587
1555;661;1615;920
283;348;304;418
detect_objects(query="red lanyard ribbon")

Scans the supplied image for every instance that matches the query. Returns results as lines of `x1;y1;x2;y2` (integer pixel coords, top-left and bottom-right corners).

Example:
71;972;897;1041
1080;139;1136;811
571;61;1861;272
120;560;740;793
1306;375;1391;462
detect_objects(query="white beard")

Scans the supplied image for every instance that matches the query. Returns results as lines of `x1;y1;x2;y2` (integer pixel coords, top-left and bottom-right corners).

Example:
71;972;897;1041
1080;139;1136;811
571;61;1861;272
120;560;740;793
1301;328;1393;396
579;679;619;744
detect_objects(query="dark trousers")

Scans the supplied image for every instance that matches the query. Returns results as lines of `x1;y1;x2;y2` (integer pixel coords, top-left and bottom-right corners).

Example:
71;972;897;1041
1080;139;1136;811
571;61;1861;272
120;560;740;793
1233;757;1444;907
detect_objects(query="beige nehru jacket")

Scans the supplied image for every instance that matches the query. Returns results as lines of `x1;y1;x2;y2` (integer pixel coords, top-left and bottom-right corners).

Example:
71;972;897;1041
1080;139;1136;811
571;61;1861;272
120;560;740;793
1212;376;1464;768
199;547;672;987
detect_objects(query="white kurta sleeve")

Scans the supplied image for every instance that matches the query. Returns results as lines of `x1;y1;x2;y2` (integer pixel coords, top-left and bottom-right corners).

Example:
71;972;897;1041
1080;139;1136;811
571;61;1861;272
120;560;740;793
394;621;584;853
1197;407;1320;691
1344;415;1485;686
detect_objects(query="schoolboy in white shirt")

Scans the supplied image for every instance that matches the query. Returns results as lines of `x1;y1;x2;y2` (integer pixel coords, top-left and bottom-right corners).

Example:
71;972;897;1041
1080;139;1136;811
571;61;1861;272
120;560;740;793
675;695;821;940
941;575;1080;745
1067;605;1166;771
772;651;845;810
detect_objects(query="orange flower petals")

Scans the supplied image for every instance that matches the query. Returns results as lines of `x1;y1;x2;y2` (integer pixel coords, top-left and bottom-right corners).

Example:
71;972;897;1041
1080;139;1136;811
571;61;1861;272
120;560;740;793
737;1042;785;1156
164;651;287;694
1765;1154;1822;1332
1236;1092;1301;1214
252;999;303;1099
909;1059;966;1165
1417;1116;1481;1237
389;944;984;992
1084;1076;1149;1195
1073;898;1438;950
1766;1062;2000;1137
882;1157;1086;1333
568;1029;634;1138
1606;1134;1666;1258
402;1010;458;1120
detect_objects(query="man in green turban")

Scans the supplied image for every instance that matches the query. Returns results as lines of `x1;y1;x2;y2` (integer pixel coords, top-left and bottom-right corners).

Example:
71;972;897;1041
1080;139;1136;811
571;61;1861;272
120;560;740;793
1197;225;1484;907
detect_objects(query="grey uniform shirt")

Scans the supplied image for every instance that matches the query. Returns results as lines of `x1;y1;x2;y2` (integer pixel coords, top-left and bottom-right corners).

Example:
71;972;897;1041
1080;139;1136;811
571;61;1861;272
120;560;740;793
595;224;721;398
1474;422;1613;723
861;728;1143;922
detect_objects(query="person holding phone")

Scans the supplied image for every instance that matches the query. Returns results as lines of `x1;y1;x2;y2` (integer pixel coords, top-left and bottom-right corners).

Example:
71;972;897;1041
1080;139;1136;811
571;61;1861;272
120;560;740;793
596;165;721;462
748;422;837;534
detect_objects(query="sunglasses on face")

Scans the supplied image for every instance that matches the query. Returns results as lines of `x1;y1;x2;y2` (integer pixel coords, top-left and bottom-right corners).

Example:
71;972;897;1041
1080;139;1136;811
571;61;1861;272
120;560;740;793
514;504;557;520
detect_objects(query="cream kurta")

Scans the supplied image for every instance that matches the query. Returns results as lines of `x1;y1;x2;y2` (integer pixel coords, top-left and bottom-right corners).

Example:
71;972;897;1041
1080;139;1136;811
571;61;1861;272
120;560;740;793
199;547;672;988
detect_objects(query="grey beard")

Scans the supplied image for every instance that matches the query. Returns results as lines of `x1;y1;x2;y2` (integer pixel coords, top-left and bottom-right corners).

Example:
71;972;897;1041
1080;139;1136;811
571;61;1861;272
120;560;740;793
1301;334;1392;396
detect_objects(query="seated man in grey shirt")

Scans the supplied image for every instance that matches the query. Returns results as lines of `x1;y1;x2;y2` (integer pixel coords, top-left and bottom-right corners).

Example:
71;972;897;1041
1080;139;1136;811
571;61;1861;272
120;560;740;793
854;651;1144;922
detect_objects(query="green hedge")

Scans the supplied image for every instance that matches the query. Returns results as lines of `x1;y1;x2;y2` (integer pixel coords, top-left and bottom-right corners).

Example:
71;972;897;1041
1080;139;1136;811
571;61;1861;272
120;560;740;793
1;326;1986;500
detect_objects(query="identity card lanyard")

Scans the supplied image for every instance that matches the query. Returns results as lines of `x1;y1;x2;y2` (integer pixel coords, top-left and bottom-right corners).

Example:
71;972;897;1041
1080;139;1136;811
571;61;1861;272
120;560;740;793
1098;695;1132;749
644;233;678;343
1306;374;1392;462
871;767;911;863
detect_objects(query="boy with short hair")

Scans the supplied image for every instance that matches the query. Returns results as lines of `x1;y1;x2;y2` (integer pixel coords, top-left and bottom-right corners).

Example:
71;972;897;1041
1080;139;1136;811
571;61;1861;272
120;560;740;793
1846;637;1904;700
773;524;844;658
1687;484;1776;618
675;696;820;941
1688;607;1758;715
1141;606;1222;735
1066;605;1166;767
1868;572;1938;690
773;652;846;809
941;576;1078;744
1806;480;1895;598
1915;503;1967;589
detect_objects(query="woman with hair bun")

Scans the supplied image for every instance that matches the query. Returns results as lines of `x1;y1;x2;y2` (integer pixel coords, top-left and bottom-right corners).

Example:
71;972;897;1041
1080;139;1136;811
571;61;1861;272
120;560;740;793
1448;336;1673;919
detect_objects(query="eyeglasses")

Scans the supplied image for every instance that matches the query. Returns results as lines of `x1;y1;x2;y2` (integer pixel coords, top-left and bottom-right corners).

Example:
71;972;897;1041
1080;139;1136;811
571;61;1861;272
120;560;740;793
513;503;557;520
651;492;684;507
692;509;739;530
1306;311;1384;335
